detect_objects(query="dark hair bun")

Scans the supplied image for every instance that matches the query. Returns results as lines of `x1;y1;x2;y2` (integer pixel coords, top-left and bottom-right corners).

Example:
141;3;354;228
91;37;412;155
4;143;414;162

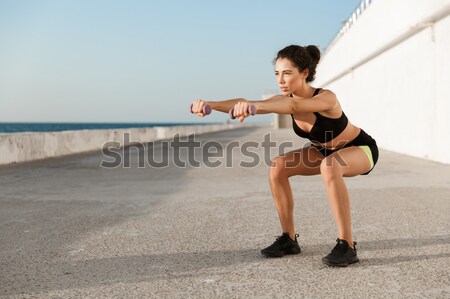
306;45;321;66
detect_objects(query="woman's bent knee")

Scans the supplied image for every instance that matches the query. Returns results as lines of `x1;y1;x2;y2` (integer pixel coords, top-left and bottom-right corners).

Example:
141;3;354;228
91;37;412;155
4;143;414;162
270;156;289;181
320;157;343;182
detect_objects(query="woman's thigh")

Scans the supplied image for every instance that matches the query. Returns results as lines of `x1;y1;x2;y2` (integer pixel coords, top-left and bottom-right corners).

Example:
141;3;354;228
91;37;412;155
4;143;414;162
326;146;372;177
272;146;324;177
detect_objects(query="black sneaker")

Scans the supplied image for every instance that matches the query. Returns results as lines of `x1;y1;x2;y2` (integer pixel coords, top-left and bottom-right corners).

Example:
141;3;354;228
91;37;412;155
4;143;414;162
322;238;359;267
261;233;301;258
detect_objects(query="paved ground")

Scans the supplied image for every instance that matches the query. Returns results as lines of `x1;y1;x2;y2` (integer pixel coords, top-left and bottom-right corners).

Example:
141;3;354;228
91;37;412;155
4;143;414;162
1;127;449;298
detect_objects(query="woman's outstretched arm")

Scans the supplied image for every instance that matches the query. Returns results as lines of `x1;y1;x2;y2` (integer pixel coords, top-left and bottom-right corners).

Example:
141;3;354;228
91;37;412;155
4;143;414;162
206;98;248;113
252;90;338;114
191;96;285;117
229;90;338;122
191;90;337;119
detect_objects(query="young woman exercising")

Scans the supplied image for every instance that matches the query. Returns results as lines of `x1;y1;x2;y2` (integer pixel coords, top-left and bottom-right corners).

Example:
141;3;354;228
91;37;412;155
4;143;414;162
190;44;378;267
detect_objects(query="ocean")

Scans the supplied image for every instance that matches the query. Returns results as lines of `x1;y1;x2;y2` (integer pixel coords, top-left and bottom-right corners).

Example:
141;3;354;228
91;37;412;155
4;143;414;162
0;122;210;133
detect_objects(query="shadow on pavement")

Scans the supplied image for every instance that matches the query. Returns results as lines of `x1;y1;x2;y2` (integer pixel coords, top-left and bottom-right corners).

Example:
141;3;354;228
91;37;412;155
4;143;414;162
360;252;450;266
4;235;449;295
3;248;261;296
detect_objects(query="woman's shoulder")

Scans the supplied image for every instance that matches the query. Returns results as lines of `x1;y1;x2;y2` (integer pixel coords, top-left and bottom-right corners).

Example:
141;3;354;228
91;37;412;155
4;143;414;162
314;88;338;105
315;88;335;97
314;88;341;115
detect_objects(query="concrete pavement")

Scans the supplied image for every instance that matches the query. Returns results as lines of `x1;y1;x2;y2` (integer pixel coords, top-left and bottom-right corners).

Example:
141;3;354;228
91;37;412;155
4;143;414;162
1;127;449;298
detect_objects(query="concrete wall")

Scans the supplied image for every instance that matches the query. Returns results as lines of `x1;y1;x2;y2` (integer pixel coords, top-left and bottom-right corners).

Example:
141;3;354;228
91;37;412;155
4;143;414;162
316;0;450;164
0;124;240;166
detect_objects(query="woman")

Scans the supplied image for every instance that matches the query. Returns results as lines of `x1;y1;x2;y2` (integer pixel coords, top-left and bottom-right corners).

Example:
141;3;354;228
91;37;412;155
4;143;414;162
191;45;378;267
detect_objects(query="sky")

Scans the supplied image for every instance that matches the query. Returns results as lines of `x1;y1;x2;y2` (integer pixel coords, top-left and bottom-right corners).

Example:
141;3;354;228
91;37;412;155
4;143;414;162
0;0;362;124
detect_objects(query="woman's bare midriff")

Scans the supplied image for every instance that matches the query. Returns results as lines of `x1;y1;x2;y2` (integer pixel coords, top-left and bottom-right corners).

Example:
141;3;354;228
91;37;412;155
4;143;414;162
310;122;361;150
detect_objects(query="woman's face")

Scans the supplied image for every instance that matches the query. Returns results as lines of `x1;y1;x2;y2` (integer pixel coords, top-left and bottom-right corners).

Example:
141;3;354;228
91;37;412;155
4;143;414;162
275;58;307;96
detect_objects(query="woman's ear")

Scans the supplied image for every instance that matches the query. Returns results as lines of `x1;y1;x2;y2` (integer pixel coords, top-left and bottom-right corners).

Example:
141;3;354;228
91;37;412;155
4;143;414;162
301;69;309;80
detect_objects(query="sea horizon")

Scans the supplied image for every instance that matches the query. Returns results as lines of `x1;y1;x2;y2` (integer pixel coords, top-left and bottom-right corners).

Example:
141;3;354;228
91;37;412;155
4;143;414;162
0;122;220;133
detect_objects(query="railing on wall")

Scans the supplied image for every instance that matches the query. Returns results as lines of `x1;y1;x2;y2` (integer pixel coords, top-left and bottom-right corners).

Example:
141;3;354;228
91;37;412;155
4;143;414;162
324;0;375;53
321;3;450;87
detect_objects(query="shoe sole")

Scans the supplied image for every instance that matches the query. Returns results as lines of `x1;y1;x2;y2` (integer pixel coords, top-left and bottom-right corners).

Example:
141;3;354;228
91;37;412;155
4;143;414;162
261;249;301;258
322;258;360;267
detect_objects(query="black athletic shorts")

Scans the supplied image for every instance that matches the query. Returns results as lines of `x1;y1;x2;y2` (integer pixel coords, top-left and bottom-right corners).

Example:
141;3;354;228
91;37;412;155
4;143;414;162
312;129;379;175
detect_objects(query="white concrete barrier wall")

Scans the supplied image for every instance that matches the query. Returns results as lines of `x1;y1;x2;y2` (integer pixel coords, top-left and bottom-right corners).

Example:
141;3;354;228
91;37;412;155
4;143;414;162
0;124;240;165
316;0;450;164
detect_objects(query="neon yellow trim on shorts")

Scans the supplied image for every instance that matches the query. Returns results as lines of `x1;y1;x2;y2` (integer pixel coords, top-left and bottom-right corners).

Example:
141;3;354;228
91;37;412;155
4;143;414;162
358;145;374;169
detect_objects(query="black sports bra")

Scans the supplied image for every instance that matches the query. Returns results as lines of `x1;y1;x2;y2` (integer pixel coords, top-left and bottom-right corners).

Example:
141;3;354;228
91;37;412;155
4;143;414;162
291;88;348;143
